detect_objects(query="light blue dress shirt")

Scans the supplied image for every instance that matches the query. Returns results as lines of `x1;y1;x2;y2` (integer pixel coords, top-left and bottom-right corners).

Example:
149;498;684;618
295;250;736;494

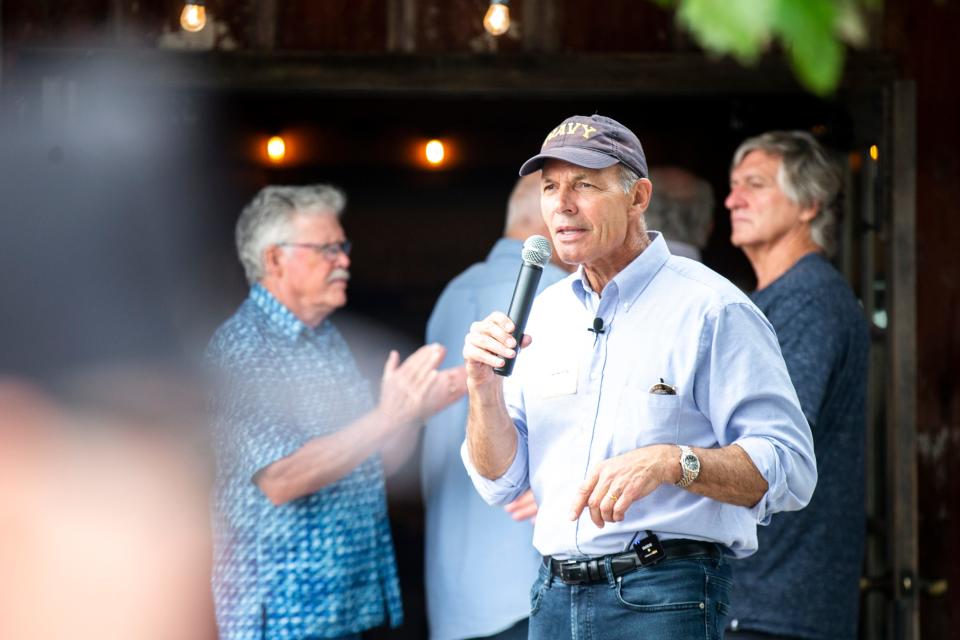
462;233;817;560
423;238;567;640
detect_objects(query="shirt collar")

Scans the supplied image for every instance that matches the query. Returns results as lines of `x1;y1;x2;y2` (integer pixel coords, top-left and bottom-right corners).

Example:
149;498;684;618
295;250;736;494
249;283;314;340
570;232;671;310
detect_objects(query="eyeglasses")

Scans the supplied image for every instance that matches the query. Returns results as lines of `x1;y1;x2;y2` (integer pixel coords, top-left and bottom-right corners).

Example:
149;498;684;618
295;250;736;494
279;240;352;261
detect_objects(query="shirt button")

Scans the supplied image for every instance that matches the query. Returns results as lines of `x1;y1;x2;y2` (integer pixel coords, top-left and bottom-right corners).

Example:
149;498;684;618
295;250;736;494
730;619;739;631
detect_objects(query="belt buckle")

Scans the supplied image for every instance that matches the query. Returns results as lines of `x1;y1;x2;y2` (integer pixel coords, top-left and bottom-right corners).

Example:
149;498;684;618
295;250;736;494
558;560;588;584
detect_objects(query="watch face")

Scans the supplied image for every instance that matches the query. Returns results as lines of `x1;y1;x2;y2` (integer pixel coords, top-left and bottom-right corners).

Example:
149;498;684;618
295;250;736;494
683;454;700;472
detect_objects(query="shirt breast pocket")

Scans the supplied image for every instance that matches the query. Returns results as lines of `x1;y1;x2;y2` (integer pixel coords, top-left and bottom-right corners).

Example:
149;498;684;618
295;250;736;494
612;389;683;455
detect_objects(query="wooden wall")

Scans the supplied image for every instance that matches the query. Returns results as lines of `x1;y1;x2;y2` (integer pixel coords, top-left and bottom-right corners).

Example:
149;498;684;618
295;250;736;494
884;1;960;637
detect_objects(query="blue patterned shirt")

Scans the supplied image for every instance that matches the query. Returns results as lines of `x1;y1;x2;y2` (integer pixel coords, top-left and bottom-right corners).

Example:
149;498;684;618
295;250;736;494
207;285;403;640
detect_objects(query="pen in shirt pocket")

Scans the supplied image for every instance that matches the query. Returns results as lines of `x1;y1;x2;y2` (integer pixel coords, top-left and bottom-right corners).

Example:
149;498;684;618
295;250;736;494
649;378;677;395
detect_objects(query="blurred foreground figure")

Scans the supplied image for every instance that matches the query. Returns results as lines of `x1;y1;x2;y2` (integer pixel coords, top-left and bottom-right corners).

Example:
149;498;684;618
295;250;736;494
644;167;715;261
421;173;569;640
207;185;465;640
725;132;869;640
0;380;214;640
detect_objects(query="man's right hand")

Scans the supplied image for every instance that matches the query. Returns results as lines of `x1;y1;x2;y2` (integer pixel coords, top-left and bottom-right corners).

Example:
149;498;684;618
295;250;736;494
377;344;446;428
462;311;532;389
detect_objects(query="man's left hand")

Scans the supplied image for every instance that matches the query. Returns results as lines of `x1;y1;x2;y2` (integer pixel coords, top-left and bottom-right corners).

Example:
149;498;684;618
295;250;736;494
569;444;678;527
504;489;538;523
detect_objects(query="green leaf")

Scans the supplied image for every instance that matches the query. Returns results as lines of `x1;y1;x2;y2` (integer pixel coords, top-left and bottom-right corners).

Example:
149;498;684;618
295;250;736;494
663;0;863;94
772;0;837;46
676;0;776;63
787;33;845;95
773;0;844;95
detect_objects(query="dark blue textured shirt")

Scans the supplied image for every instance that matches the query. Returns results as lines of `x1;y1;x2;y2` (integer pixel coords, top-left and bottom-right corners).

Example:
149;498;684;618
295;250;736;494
729;253;869;640
208;285;402;640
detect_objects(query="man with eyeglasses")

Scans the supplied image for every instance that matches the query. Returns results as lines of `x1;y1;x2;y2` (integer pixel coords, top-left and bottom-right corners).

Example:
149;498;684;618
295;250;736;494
207;184;466;640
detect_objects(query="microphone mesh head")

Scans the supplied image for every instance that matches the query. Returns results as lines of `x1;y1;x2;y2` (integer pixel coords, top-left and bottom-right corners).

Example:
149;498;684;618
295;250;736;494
522;235;552;267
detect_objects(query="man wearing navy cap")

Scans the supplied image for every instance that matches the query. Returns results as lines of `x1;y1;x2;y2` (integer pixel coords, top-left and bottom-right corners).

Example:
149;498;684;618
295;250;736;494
460;115;819;640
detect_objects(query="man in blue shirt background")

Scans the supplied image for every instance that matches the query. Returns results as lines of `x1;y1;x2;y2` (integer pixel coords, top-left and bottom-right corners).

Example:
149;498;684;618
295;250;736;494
422;173;570;640
208;184;465;640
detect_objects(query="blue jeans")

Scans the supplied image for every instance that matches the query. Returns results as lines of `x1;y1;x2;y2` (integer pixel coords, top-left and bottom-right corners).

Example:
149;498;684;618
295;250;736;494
529;554;732;640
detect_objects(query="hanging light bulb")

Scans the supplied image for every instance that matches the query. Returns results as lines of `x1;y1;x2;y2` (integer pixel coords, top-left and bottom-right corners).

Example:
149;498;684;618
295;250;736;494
483;0;510;36
180;1;207;33
425;140;445;166
267;136;286;163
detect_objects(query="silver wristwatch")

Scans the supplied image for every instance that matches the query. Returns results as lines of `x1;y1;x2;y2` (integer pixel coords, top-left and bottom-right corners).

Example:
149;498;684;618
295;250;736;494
675;445;700;489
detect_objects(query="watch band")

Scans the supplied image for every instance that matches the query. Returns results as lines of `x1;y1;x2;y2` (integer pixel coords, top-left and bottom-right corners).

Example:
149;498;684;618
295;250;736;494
675;445;699;489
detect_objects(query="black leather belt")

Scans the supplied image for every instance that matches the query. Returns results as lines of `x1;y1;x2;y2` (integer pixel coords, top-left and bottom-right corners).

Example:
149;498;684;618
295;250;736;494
546;539;723;585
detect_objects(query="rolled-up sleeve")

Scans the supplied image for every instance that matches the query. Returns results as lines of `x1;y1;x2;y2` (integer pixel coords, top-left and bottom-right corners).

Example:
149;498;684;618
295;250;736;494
695;302;818;524
460;423;530;506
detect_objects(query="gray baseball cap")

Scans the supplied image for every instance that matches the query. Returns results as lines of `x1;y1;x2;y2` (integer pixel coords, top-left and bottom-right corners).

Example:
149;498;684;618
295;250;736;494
519;114;648;179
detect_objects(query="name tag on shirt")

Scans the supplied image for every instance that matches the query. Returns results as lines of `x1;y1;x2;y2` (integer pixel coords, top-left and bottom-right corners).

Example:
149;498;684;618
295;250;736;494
537;364;578;398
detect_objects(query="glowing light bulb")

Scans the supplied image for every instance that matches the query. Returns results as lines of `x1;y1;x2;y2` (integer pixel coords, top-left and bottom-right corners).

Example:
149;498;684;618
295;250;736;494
425;140;445;165
483;1;511;36
180;1;207;33
267;136;286;163
869;144;879;161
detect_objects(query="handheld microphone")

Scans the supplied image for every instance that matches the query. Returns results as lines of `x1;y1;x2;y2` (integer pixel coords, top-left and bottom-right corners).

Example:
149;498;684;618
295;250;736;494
493;235;552;377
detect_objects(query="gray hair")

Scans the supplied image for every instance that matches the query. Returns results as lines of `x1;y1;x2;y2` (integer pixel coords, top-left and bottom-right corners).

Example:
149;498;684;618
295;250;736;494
617;164;649;235
732;131;842;256
235;184;346;284
645;168;714;248
618;164;641;194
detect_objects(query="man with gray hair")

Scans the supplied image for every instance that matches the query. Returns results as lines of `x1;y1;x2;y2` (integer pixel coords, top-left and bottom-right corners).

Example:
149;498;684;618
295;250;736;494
644;167;715;262
725;131;869;640
462;114;816;640
207;184;466;640
421;173;569;640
